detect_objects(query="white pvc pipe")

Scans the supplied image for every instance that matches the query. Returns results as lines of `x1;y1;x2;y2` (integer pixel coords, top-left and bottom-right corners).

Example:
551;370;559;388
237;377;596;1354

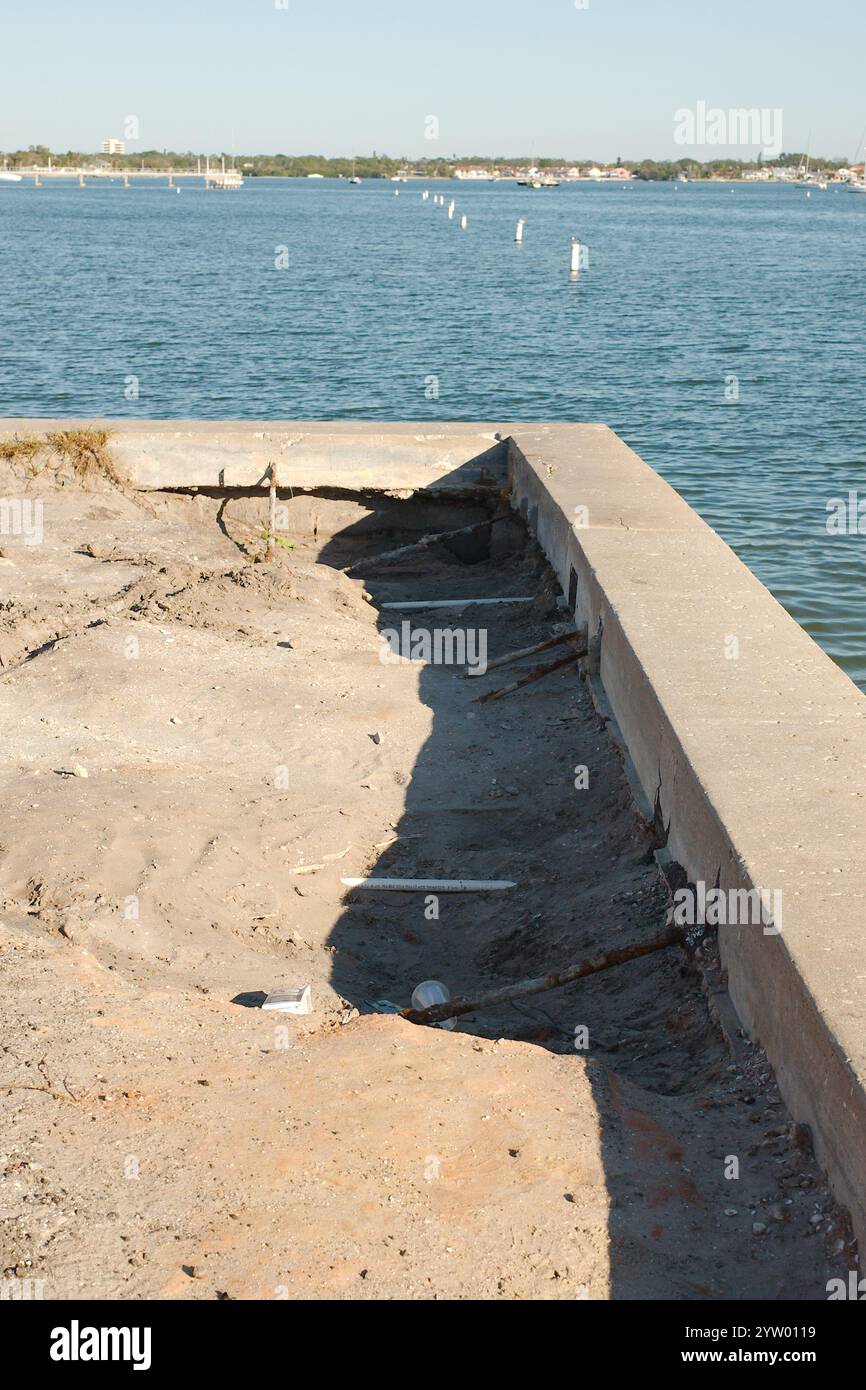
342;878;517;892
379;597;534;609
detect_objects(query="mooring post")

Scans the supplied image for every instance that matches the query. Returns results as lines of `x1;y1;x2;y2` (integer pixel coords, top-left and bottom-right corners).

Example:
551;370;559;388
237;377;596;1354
515;217;525;243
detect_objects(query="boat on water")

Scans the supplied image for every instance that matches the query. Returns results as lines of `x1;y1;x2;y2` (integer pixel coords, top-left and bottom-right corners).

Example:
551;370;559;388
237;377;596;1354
516;167;560;188
0;160;22;183
791;134;825;188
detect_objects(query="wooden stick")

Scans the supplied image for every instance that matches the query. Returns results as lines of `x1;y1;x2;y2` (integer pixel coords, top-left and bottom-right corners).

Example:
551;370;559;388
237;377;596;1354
475;646;586;703
401;922;686;1026
266;461;277;562
344;517;500;575
465;629;579;677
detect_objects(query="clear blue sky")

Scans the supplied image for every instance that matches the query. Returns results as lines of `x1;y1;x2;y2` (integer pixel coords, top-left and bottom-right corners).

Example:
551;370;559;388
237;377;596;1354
3;0;865;161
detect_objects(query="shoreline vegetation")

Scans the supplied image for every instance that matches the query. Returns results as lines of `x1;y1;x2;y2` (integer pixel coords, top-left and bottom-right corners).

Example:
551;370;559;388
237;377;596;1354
4;146;852;182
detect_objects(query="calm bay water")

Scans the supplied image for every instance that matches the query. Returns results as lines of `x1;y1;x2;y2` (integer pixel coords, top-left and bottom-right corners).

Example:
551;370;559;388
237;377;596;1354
0;177;864;686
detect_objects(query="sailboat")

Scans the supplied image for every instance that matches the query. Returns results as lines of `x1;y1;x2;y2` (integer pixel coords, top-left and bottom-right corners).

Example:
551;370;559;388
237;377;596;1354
793;134;816;187
349;159;361;185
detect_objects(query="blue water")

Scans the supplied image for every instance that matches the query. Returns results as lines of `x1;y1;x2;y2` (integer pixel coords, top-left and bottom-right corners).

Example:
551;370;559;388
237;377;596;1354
1;177;864;687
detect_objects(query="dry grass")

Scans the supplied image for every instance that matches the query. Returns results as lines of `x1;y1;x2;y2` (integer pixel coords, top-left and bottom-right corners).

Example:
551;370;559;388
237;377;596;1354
0;428;124;486
0;435;43;466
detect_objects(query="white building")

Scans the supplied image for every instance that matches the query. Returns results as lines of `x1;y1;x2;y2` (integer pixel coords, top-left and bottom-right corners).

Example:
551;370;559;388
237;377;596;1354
101;139;126;156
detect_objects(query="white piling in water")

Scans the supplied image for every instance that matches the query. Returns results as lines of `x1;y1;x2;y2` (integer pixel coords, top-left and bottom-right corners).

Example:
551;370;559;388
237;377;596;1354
570;238;582;277
422;190;429;201
448;199;455;219
515;218;525;243
460;214;468;229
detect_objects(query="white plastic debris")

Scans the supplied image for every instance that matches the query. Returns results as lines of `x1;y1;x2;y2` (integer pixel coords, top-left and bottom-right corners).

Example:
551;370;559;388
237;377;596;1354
262;985;313;1015
341;878;516;892
379;598;534;610
411;980;457;1031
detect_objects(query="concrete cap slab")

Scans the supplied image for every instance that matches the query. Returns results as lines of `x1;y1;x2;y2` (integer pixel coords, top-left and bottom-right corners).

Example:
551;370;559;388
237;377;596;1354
508;423;866;1246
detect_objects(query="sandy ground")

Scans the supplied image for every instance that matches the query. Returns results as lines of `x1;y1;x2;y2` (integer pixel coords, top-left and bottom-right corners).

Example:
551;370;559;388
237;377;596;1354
0;456;855;1299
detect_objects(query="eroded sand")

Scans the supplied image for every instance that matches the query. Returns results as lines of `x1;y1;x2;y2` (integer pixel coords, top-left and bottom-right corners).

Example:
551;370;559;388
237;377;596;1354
0;459;854;1299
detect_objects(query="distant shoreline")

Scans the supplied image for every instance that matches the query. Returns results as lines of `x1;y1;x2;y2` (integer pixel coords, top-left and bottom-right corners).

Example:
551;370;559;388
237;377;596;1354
3;148;854;185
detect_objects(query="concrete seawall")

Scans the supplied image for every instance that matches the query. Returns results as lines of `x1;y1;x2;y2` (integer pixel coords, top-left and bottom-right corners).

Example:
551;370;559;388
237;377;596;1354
3;416;865;1247
508;424;866;1249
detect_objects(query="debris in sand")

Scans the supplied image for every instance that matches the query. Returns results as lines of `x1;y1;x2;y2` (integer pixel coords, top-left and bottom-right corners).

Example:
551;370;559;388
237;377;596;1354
372;833;422;850
290;846;352;875
343;516;503;576
466;629;580;677
380;597;535;610
262;986;313;1015
266;461;278;563
476;646;586;704
401;920;687;1026
363;999;402;1014
411;980;457;1031
341;877;517;892
57;764;89;779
